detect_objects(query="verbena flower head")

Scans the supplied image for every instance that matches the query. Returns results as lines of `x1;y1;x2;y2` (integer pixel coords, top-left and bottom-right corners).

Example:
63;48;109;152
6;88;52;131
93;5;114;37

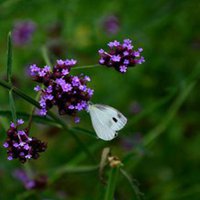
30;59;94;123
13;169;47;190
102;15;120;35
12;20;36;46
3;119;47;163
130;101;142;114
120;132;143;151
98;39;145;73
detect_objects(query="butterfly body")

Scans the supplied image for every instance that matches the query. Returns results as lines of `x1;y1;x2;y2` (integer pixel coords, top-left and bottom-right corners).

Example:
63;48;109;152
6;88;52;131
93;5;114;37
88;103;127;141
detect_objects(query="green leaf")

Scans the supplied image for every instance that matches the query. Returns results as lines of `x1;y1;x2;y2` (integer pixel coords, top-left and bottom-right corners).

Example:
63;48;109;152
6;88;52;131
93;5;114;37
7;32;12;83
104;166;120;200
9;90;17;123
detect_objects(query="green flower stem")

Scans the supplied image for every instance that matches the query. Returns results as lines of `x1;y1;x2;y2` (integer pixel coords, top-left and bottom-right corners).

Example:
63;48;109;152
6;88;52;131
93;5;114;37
9;89;17;123
120;168;143;200
24;162;33;178
16;190;36;200
49;165;99;184
72;64;101;70
27;89;41;131
0;79;96;163
41;46;52;67
104;166;120;200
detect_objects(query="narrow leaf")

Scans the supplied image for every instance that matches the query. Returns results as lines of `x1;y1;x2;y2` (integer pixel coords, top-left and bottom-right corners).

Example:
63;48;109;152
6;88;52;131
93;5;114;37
7;32;12;83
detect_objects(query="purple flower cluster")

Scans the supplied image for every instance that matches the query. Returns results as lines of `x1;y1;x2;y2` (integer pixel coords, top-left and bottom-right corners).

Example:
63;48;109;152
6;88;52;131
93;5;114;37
12;20;36;46
3;119;47;163
98;39;145;73
13;169;47;190
30;59;94;123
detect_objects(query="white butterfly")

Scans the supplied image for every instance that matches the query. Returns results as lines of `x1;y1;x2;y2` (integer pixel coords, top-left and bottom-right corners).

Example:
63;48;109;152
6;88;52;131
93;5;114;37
88;103;127;141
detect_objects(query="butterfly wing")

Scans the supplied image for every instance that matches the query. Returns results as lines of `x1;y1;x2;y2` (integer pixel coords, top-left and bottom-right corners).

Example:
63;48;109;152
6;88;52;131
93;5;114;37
94;104;127;131
88;104;127;141
89;105;116;140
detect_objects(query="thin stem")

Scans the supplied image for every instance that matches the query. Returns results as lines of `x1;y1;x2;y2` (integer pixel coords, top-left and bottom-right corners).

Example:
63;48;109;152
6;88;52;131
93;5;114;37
9;89;17;123
24;161;33;178
72;64;101;70
41;46;52;67
104;166;120;200
120;169;143;200
27;90;41;131
49;165;99;184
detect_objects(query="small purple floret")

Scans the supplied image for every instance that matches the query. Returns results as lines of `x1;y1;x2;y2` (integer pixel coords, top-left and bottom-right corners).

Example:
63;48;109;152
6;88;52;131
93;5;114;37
3;142;9;148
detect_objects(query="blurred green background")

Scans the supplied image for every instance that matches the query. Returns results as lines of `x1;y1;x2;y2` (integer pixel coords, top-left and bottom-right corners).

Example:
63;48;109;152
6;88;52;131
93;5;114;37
0;0;200;199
